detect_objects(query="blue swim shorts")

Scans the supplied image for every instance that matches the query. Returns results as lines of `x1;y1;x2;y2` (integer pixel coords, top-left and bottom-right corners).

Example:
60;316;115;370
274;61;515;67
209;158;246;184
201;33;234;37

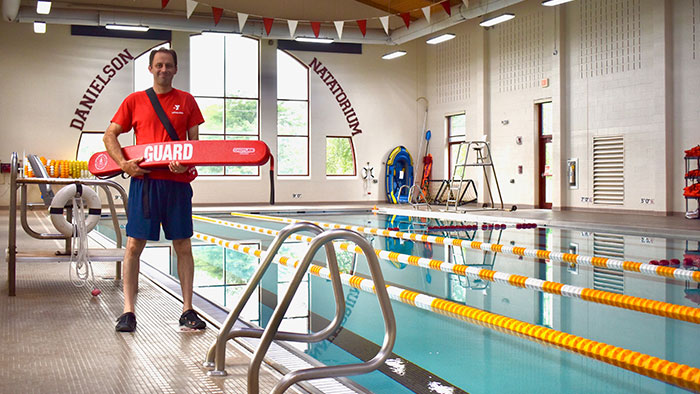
126;177;193;241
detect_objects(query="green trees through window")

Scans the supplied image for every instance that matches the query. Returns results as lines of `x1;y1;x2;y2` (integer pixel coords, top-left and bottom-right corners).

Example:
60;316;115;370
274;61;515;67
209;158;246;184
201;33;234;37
326;137;356;176
190;33;260;176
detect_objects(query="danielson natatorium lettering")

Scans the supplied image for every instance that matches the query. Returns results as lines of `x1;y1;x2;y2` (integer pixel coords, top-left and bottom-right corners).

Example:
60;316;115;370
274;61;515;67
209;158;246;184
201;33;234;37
309;57;362;136
69;48;134;131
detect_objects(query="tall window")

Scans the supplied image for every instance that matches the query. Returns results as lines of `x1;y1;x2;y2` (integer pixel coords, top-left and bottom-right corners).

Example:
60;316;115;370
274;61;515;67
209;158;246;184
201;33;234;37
447;113;466;178
277;50;309;176
190;33;260;176
326;136;356;176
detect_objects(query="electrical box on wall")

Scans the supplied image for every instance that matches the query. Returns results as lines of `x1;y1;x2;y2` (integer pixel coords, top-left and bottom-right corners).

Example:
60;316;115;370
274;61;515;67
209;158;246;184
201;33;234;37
567;158;579;189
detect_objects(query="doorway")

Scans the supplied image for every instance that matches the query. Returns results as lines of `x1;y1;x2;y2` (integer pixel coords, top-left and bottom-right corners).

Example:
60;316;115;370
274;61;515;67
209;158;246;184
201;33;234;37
537;101;553;209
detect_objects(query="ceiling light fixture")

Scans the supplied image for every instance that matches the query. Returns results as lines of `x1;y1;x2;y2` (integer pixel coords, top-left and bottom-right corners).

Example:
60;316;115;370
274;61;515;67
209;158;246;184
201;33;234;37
542;0;574;6
105;24;149;32
479;13;515;27
426;33;456;45
33;21;46;34
294;37;333;44
202;31;241;36
36;1;52;15
382;50;406;60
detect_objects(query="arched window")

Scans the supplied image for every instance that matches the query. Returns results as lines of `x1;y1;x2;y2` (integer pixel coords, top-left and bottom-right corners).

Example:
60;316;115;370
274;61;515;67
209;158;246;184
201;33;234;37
276;50;309;176
190;33;260;176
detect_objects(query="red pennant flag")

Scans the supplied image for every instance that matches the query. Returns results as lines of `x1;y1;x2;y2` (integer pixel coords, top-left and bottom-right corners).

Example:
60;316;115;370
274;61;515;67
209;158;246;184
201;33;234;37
311;21;321;37
440;0;452;16
400;12;411;29
212;7;223;25
263;17;274;35
356;19;367;36
161;0;169;8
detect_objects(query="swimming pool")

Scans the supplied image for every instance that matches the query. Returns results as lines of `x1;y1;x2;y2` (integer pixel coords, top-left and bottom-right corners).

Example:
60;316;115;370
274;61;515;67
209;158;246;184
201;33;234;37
98;211;700;393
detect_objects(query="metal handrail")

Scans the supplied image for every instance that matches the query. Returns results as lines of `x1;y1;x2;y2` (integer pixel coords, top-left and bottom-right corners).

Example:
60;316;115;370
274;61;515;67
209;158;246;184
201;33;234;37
7;152;128;296
250;229;396;394
204;222;346;376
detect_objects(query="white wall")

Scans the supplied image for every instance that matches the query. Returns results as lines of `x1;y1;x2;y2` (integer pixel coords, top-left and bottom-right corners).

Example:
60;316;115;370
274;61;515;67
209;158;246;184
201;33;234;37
2;0;698;214
0;22;421;206
423;0;697;214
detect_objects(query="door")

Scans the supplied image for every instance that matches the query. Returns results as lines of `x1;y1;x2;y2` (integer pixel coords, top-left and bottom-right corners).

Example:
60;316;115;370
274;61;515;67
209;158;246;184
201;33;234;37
537;102;553;209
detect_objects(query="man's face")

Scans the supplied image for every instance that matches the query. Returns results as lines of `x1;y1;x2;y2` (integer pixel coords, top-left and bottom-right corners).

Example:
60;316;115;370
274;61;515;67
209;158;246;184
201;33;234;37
149;52;177;86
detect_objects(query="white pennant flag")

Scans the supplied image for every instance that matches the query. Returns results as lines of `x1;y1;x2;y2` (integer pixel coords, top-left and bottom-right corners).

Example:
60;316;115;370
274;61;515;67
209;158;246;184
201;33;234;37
237;12;248;33
186;0;197;19
334;21;344;40
462;0;469;7
379;16;389;35
422;6;431;24
287;20;298;38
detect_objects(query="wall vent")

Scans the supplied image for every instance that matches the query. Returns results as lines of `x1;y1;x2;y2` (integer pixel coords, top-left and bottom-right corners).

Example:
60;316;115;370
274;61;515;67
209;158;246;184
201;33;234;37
436;33;470;104
593;135;624;205
694;0;698;60
592;233;625;294
579;0;642;78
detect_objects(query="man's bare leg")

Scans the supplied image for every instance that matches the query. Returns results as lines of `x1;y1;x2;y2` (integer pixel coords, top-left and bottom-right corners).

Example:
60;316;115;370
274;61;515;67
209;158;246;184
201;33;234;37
173;238;194;312
123;236;147;314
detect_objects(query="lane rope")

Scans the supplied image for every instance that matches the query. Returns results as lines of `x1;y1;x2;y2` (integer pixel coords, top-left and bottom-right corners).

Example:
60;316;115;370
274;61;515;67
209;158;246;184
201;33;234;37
194;215;700;325
191;230;700;393
227;212;700;284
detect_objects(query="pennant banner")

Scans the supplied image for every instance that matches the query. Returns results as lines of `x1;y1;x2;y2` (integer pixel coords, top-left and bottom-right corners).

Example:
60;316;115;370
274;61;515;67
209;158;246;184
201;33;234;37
238;12;248;33
287;20;298;38
263;17;274;35
334;21;344;40
422;6;431;24
379;15;389;35
161;0;169;9
212;7;223;25
311;21;321;37
400;12;410;29
186;0;197;19
356;19;367;36
441;0;452;16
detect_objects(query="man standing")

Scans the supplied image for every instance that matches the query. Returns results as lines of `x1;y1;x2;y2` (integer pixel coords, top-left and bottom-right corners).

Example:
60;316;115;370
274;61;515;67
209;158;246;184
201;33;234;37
103;48;206;332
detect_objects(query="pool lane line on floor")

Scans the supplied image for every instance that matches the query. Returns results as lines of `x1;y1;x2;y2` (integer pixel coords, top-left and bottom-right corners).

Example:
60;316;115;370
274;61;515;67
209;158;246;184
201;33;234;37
228;212;700;284
193;215;700;325
190;230;700;393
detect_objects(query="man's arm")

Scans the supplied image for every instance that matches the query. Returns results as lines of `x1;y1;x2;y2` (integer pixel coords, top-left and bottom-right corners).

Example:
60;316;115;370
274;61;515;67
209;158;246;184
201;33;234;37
187;124;199;141
103;122;150;177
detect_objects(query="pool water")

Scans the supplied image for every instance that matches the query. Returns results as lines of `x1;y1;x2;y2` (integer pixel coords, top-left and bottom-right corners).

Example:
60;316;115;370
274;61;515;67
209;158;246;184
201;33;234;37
97;212;700;393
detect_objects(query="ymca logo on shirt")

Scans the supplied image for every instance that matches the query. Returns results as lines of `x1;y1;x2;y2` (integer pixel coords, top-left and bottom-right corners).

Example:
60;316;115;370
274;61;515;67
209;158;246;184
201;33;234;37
172;104;184;115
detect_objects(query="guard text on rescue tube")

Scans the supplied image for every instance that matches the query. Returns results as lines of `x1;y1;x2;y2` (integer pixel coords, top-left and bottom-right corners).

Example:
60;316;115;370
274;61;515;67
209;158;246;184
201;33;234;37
309;58;362;136
69;49;134;131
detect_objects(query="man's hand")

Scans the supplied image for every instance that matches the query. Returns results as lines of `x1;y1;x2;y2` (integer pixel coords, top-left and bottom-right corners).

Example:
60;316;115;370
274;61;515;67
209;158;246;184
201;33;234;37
121;157;151;177
169;161;188;174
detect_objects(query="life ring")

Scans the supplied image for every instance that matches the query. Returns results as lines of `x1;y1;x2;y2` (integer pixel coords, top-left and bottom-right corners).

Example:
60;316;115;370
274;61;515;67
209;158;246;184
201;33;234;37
49;183;101;237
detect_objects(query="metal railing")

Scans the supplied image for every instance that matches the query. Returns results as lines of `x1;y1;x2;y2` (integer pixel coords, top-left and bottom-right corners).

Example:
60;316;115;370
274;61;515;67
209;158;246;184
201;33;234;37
6;152;128;296
203;223;396;394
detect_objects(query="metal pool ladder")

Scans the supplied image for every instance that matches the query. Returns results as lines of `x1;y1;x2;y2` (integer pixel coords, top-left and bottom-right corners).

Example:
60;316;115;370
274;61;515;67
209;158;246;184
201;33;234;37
203;222;397;394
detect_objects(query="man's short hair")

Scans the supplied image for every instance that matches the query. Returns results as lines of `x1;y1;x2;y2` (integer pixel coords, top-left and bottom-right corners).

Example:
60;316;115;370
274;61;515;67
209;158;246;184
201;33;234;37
149;48;178;67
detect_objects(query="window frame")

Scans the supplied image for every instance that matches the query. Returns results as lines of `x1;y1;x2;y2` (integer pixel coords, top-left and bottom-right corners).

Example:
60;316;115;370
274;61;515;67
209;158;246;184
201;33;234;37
190;33;261;177
325;135;357;177
446;113;466;179
276;50;310;177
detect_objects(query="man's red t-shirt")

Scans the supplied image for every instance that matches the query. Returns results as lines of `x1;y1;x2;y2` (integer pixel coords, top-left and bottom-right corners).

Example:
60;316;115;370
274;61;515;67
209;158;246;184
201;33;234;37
111;88;204;182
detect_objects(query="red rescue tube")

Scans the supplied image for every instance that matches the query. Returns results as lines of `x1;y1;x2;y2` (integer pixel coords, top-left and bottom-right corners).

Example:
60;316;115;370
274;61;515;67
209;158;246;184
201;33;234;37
89;140;275;204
